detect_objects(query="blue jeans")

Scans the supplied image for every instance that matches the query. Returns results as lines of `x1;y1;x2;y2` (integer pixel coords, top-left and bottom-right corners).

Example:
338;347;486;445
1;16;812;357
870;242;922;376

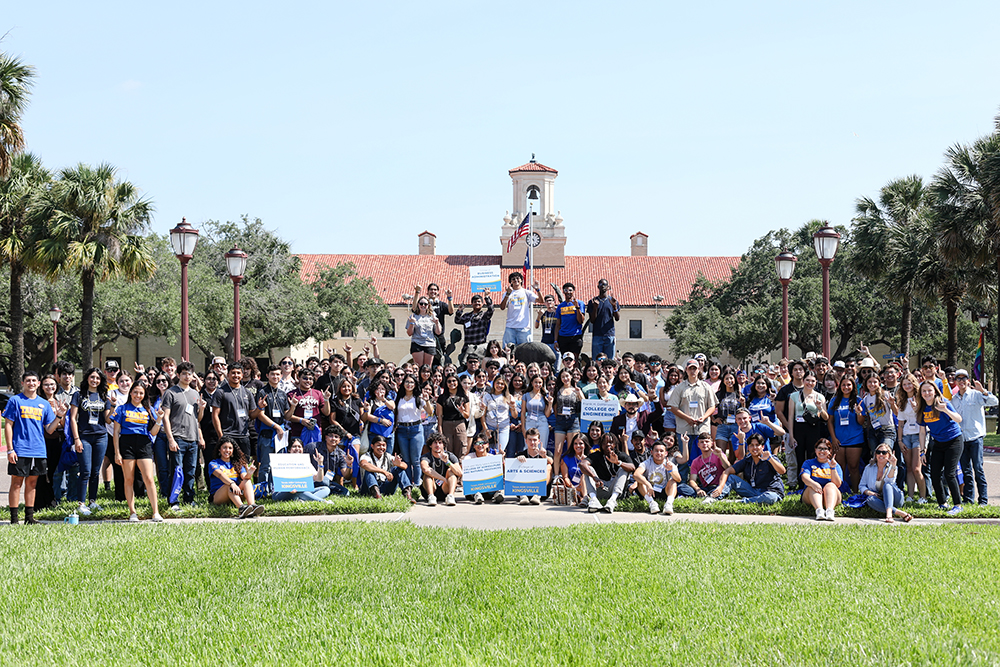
175;439;198;504
53;461;79;502
153;432;180;497
76;431;108;504
257;429;278;486
503;327;531;347
273;486;331;502
726;475;781;505
592;334;616;360
362;468;411;496
395;423;425;487
866;482;904;515
676;482;697;498
961;437;987;504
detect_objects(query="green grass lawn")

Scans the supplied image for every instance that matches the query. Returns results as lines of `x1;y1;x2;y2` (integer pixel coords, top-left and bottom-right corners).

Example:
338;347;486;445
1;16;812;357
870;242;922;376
1;521;998;666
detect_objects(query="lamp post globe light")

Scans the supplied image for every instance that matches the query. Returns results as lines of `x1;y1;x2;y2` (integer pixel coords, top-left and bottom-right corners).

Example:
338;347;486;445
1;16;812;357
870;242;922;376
169;218;200;362
774;250;797;359
49;306;62;364
225;245;248;361
812;223;841;359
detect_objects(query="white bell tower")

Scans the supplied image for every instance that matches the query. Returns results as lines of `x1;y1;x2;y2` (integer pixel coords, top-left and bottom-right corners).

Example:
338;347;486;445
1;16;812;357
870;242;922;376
500;155;566;268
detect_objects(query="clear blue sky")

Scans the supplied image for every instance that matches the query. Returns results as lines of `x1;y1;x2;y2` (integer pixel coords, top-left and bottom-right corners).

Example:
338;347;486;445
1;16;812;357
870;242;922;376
6;2;1000;258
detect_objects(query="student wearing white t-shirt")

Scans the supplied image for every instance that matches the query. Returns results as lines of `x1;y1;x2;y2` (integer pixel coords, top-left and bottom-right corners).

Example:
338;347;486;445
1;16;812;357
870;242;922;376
498;272;541;347
634;441;681;516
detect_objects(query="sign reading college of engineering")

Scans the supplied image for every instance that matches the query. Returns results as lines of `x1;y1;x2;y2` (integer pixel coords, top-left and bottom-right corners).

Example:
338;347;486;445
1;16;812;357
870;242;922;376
270;453;315;493
580;398;620;431
462;454;503;494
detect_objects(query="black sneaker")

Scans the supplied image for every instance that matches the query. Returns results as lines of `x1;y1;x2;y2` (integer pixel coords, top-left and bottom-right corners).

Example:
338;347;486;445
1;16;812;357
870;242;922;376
237;504;253;519
251;504;266;517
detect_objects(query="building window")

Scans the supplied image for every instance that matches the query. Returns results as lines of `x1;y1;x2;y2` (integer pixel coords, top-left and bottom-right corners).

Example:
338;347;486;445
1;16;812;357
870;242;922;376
629;320;642;339
341;328;356;339
383;319;395;338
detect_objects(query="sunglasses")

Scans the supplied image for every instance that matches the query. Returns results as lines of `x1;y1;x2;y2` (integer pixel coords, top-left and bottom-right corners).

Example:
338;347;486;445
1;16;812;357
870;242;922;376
876;450;890;455
280;361;294;365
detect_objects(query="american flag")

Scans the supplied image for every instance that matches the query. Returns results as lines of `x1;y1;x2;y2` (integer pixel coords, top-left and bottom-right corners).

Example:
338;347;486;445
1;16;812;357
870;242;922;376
506;213;530;252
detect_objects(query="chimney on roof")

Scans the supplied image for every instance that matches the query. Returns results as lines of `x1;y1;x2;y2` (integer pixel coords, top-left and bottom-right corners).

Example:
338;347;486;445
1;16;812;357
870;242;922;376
630;232;648;257
418;231;436;255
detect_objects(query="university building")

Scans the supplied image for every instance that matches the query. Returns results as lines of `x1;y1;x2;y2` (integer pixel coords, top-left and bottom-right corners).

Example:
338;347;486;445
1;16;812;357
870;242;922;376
293;157;740;366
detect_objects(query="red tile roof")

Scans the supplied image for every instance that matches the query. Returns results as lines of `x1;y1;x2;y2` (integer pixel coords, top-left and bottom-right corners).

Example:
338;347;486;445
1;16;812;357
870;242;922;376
297;254;739;307
508;161;558;174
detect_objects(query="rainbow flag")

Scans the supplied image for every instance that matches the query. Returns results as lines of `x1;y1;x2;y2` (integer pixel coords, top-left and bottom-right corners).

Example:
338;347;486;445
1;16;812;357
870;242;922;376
973;328;985;381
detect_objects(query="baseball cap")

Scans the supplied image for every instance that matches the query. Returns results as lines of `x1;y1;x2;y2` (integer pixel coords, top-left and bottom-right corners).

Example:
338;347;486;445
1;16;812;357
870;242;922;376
685;359;699;368
562;352;575;360
955;369;970;379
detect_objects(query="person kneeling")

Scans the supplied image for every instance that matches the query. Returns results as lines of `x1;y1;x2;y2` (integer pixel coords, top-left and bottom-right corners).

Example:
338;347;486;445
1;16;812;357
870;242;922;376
512;427;553;506
272;438;333;503
209;437;264;519
634;441;682;515
712;433;785;505
799;438;843;521
360;435;415;503
582;433;635;514
421;433;462;506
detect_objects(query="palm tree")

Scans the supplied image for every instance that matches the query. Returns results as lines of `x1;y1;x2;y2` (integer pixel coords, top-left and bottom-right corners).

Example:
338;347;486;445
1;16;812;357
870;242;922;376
34;163;156;366
0;52;35;178
852;175;934;358
932;125;1000;369
0;153;50;388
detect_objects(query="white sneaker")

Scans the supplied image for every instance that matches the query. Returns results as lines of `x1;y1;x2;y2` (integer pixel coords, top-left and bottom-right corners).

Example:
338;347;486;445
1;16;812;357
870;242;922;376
128;513;139;522
917;497;928;505
825;508;836;522
587;497;601;513
444;494;456;506
473;493;484;505
702;496;717;504
77;503;91;516
603;499;616;514
427;494;437;507
529;495;541;505
905;495;913;504
816;508;825;521
170;504;181;512
88;501;101;511
518;496;530;505
647;498;659;514
151;513;164;523
661;500;674;516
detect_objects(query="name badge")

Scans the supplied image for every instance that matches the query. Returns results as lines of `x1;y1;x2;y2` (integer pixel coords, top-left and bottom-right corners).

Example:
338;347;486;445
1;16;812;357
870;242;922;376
871;418;880;428
304;408;314;420
272;408;282;419
796;415;805;423
688;401;699;410
464;322;472;329
840;415;849;426
89;411;99;425
544;327;552;335
562;406;572;416
653;482;665;493
726;415;735;424
184;403;195;415
237;409;247;420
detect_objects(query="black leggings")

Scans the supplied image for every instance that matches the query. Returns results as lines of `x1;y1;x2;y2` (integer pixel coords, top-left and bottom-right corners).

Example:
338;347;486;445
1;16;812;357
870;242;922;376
929;436;963;506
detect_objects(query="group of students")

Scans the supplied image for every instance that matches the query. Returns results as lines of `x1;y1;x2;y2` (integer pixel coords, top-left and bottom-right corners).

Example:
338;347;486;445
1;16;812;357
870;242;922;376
3;278;994;524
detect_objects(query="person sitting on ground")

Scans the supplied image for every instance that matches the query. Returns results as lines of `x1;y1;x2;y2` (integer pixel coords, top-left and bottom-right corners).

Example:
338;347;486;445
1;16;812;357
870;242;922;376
689;433;732;500
582;433;635;514
463;433;504;504
208;437;264;518
272;438;333;503
360;435;415;502
512;427;553;506
559;432;590;506
420;433;462;506
730;407;784;460
859;444;912;523
319;424;354;495
799;438;843;522
711;433;786;505
634;441;682;515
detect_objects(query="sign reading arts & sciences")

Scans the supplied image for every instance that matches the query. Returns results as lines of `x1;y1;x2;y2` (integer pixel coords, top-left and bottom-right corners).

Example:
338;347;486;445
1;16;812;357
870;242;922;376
270;453;315;493
503;458;548;496
462;454;503;494
580;398;620;431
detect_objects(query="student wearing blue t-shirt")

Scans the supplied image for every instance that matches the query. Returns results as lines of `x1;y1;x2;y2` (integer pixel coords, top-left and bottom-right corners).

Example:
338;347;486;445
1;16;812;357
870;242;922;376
826;376;865;492
3;371;65;524
745;376;776;423
208;437;264;519
800;438;844;521
556;282;586;363
730;408;784;460
112;381;165;523
917;381;964;514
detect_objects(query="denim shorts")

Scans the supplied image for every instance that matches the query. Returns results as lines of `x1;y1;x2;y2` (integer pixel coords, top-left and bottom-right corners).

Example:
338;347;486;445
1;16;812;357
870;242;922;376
901;433;920;450
715;423;737;442
553;415;580;434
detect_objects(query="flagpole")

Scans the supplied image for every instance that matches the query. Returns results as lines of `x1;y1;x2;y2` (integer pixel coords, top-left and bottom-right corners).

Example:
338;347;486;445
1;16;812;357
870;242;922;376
528;202;534;288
